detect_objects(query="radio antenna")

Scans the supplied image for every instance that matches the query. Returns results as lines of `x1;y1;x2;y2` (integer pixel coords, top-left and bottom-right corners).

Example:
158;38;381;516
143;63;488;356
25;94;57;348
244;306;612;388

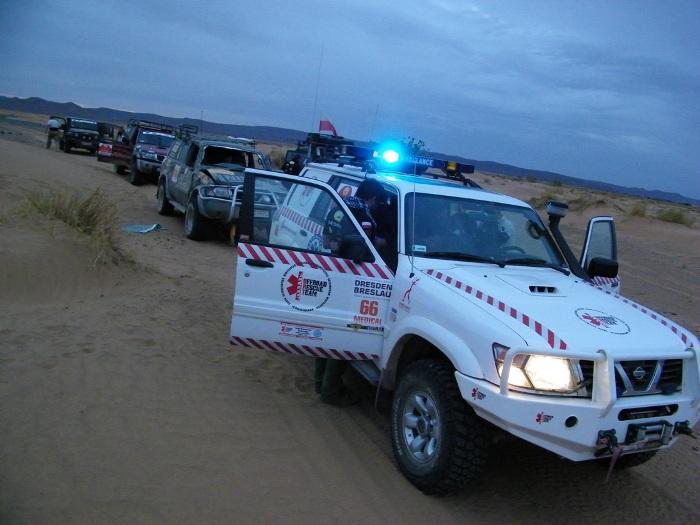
310;46;324;132
410;157;417;278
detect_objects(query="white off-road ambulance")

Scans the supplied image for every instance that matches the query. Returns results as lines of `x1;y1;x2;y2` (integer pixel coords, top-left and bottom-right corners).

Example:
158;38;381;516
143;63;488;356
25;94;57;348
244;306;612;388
229;147;698;495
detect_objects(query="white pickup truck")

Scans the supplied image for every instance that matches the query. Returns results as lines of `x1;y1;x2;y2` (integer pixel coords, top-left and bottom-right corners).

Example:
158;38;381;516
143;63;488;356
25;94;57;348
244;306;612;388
229;158;698;495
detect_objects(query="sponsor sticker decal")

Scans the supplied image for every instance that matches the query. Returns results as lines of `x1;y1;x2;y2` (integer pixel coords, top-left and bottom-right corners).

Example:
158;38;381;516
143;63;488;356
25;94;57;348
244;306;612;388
346;323;384;333
535;412;553;424
281;265;332;311
353;278;392;298
575;308;630;335
471;387;485;400
279;321;324;341
307;234;323;252
353;299;382;327
399;277;420;311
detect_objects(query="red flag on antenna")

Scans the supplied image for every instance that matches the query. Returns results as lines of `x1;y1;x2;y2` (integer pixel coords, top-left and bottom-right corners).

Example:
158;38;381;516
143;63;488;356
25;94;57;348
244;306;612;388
319;118;338;137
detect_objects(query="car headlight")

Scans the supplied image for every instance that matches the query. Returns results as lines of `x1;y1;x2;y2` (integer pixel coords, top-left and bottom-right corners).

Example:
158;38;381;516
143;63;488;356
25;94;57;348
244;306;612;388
256;194;272;204
139;151;158;160
493;343;579;393
203;186;233;199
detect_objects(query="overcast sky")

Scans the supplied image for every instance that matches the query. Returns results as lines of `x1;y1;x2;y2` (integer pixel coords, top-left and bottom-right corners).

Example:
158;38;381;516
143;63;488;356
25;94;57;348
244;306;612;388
1;0;699;198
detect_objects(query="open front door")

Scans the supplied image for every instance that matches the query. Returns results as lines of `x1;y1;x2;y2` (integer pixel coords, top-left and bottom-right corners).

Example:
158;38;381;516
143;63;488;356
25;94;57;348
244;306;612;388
230;170;394;361
580;216;620;292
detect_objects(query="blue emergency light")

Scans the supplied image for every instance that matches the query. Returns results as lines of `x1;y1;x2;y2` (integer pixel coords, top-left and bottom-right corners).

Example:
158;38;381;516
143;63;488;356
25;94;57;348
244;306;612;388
373;142;404;165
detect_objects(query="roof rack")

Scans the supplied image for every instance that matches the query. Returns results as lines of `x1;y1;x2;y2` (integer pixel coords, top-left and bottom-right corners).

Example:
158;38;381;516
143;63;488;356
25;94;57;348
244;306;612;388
127;119;175;134
176;123;199;138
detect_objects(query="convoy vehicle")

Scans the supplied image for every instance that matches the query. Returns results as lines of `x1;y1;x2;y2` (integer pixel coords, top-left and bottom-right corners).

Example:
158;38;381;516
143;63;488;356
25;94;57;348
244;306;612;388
57;116;100;154
156;133;273;240
97;119;176;185
229;146;698;495
281;132;355;174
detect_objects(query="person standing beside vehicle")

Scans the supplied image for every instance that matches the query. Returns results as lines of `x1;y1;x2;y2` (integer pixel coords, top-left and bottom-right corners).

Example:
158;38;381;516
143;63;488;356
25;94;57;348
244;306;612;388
46;117;60;149
315;178;387;405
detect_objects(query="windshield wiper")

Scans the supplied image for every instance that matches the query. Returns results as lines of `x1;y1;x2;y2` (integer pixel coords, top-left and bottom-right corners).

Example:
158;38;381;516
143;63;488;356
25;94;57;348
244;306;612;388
502;257;570;275
423;251;505;268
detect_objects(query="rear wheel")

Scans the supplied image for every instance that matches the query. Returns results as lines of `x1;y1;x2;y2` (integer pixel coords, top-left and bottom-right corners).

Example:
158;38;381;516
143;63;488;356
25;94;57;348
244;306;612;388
156;179;174;216
184;196;209;240
391;359;491;495
62;140;71;153
114;164;127;175
129;158;144;186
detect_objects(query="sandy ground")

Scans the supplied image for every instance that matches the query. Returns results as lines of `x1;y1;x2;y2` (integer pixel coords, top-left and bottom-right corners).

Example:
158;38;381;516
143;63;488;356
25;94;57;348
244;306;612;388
0;117;699;524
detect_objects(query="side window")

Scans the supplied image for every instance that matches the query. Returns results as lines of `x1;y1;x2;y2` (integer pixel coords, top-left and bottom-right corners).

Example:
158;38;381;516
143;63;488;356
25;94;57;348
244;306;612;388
333;178;360;199
185;144;199;167
168;141;181;159
177;142;190;163
252;175;362;257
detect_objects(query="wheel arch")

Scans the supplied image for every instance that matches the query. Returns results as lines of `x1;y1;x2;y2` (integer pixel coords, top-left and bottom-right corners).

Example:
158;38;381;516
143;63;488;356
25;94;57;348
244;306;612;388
381;320;483;391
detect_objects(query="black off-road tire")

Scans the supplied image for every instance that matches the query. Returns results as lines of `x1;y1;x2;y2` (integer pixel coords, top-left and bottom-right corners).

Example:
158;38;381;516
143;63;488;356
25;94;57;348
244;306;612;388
156;179;174;216
391;359;491;495
184;196;209;240
114;165;127;175
129;158;144;186
62;140;71;153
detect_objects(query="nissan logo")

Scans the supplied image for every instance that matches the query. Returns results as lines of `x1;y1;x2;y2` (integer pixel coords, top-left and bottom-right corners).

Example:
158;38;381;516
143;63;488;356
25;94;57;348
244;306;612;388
632;366;647;381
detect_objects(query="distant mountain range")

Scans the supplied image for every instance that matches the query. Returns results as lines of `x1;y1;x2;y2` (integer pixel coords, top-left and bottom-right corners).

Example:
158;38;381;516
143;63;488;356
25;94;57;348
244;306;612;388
1;95;697;206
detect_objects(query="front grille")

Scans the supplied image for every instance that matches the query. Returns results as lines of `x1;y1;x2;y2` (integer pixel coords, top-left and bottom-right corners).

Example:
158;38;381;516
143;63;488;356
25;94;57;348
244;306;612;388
579;360;594;394
578;359;683;397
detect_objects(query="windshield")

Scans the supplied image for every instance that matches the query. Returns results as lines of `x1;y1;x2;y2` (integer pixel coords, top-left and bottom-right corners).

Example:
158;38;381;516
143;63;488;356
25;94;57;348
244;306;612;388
138;131;175;148
405;193;565;266
201;146;263;169
70;119;97;131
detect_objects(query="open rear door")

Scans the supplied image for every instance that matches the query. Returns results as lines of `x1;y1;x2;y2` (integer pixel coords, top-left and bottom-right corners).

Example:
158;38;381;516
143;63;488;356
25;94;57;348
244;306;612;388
230;170;394;361
580;216;620;292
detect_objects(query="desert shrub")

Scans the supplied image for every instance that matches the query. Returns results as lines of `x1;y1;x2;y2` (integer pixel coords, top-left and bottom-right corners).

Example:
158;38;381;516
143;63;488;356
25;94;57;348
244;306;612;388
656;208;694;226
550;179;562;187
23;187;130;265
529;191;561;209
568;196;606;211
526;175;538;183
628;202;647;217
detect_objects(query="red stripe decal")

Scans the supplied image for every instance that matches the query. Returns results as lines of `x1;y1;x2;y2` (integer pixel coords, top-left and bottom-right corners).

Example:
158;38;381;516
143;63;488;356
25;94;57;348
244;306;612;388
314;254;332;272
272;247;289;265
330;256;345;273
372;263;389;279
274;341;296;354
343;259;361;276
258;245;275;262
288;250;303;266
246;338;264;349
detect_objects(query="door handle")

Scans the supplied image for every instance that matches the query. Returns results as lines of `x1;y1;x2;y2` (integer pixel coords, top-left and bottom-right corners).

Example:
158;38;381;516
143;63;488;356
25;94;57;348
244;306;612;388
299;230;308;237
245;258;274;268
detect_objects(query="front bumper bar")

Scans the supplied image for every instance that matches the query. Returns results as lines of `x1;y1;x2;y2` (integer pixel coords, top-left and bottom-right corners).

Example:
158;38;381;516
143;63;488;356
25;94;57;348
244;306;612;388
456;347;699;461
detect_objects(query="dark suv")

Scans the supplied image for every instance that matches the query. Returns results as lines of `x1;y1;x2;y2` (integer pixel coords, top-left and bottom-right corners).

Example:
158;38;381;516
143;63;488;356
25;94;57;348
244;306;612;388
156;135;277;240
59;117;100;154
96;119;175;185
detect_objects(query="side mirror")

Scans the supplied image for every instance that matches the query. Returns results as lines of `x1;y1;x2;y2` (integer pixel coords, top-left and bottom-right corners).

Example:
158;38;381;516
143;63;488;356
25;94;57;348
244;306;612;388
587;257;618;278
339;234;374;264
